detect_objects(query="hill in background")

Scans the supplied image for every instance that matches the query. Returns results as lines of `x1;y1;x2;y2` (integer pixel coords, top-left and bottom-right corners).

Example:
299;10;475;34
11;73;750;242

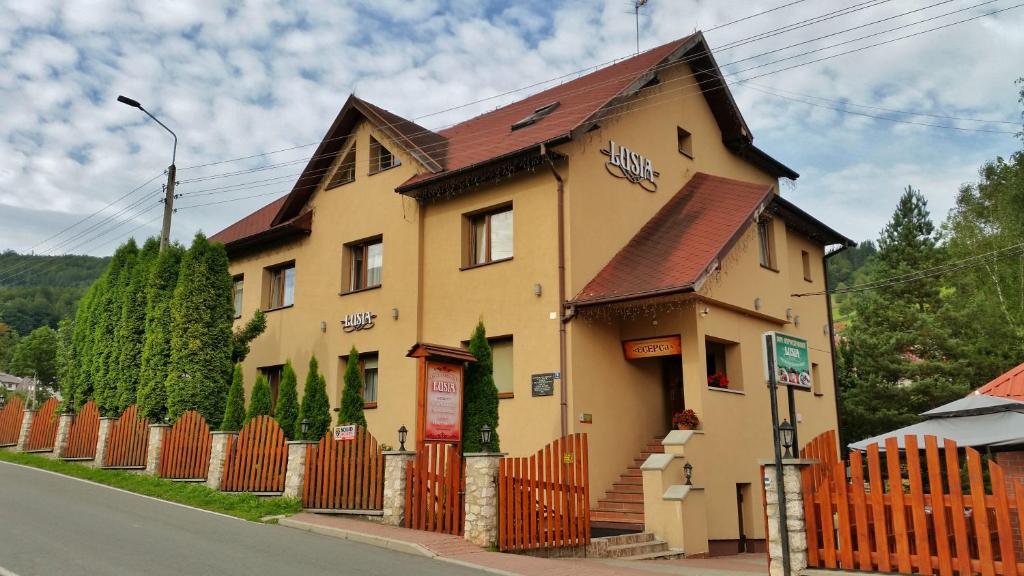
0;250;109;336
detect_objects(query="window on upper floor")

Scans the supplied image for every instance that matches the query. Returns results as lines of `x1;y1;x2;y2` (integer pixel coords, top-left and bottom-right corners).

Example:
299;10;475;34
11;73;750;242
706;337;742;391
677;126;693;158
466;205;513;267
370;136;400;174
265;262;295;309
802;250;812;282
232;275;244;318
343;237;383;292
758;219;776;270
328;146;356;188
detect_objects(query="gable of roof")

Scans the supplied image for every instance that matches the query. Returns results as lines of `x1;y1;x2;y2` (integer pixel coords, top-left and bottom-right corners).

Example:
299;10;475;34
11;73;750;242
975;362;1024;401
209;195;312;250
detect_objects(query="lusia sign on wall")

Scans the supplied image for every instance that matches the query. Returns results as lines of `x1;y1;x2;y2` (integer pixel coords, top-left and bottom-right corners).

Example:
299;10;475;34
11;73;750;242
600;139;659;192
342;311;375;333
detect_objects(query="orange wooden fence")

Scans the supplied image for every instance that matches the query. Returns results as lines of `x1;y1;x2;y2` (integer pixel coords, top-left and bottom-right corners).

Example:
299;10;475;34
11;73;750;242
104;404;150;468
23;397;59;452
303;426;384;511
220;416;287;493
405;443;464;535
0;395;25;446
63;401;100;459
800;429;840;489
805;434;1024;576
498;433;591;552
158;411;212;480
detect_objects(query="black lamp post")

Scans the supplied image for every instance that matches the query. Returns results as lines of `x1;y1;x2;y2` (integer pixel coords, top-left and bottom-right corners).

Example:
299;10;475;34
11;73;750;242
779;419;795;459
300;418;309;439
683;462;693;486
398;425;408;452
480;424;492;453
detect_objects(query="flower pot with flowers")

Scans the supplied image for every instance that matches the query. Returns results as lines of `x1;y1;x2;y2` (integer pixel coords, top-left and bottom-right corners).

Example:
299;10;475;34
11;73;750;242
707;372;729;389
672;409;700;431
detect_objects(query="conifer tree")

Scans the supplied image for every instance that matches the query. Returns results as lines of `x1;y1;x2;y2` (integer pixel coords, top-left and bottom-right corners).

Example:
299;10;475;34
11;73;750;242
165;234;235;426
339;347;367;428
56;317;75;408
137;244;184;421
91;240;138;415
297;355;330;440
274;361;299;439
70;282;100;409
114;238;159;413
462;321;499;453
247;373;272;424
220;363;246;432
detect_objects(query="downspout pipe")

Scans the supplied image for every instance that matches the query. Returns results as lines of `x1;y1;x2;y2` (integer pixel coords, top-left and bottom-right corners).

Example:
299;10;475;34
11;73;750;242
542;144;570;438
823;245;851;447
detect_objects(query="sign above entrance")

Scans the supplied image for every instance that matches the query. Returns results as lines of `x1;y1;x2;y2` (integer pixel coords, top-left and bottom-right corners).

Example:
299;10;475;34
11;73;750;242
342;311;376;333
600;139;660;192
764;332;812;390
623;336;681;360
423;361;463;442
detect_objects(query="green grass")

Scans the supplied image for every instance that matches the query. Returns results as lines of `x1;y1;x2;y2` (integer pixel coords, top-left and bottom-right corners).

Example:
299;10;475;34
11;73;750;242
0;450;301;522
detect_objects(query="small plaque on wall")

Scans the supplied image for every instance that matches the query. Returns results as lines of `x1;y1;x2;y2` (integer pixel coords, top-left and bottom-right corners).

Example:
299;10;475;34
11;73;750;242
531;372;558;397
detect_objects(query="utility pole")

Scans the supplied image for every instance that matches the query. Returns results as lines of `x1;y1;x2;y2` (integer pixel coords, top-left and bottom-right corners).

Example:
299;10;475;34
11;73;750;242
117;95;178;251
634;0;649;54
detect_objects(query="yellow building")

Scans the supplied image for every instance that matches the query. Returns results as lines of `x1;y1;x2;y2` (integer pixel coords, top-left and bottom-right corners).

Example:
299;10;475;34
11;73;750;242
212;33;852;554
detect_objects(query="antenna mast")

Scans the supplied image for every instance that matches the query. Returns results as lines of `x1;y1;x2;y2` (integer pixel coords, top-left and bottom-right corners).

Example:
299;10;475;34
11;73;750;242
634;0;649;54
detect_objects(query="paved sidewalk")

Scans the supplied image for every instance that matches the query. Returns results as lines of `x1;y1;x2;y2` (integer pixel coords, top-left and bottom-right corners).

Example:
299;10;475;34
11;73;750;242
280;513;767;576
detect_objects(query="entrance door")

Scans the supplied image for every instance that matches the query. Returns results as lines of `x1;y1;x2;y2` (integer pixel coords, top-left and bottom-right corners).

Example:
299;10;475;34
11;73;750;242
661;355;684;431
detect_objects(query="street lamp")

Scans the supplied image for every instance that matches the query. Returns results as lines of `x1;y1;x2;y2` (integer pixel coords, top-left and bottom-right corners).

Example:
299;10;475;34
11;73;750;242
398;425;408;452
117;95;178;251
480;424;492;452
300;418;309;439
683;462;693;486
779;419;795;459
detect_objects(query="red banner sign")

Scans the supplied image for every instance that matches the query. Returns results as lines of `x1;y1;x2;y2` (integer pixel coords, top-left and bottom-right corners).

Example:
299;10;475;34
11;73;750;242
423;361;463;442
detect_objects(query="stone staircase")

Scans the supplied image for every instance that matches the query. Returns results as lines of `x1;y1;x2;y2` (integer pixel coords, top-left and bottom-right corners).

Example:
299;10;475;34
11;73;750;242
587;532;684;560
590;436;664;532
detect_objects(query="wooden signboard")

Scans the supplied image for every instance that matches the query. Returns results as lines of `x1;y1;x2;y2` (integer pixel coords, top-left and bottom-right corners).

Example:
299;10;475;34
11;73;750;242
623;335;681;360
407;342;476;451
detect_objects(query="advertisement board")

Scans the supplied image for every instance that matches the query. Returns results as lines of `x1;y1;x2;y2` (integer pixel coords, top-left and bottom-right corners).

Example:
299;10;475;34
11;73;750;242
764;332;812;390
423;361;463;442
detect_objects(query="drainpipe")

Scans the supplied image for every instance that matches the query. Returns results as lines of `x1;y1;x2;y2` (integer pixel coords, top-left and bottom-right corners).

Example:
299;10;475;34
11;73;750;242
823;245;850;446
542;144;570;438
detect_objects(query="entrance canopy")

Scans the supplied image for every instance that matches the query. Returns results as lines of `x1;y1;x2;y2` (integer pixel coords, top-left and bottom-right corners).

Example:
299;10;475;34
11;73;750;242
849;394;1024;451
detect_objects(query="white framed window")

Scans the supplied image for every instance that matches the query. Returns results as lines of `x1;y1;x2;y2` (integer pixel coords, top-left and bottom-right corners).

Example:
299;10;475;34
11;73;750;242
467;206;513;266
266;263;295;309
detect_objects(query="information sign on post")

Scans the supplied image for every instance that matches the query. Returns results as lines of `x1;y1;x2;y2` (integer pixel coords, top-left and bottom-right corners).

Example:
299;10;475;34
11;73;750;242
764;332;812;390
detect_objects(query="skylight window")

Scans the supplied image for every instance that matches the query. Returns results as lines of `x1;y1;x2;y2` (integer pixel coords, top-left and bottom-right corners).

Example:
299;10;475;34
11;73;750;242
511;101;560;131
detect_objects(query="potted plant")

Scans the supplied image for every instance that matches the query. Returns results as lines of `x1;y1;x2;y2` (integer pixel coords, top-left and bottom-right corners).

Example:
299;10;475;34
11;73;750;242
707;372;729;389
672;409;700;430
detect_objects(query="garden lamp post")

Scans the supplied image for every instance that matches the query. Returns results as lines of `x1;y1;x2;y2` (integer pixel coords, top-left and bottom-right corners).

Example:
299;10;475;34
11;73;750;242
300;418;309;439
117;95;177;251
779;419;795;459
683;462;693;486
480;424;492;453
398;425;408;452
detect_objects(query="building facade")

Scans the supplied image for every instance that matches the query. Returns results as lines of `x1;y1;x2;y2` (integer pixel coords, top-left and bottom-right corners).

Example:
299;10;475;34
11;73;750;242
212;33;852;552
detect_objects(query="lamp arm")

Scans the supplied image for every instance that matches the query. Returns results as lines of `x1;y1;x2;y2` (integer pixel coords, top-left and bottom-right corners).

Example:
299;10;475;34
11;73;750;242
139;107;178;166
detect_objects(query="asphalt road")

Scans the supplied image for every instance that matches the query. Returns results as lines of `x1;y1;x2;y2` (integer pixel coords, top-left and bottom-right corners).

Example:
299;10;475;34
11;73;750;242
0;461;484;576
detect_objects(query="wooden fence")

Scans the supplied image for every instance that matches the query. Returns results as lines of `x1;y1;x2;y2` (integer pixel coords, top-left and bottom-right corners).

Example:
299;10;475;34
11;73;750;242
805;434;1024;576
303;426;384;511
104;404;150;468
0;395;25;446
63;401;100;459
158;410;212;480
220;416;287;493
405;443;464;535
23;397;59;452
498;433;591;552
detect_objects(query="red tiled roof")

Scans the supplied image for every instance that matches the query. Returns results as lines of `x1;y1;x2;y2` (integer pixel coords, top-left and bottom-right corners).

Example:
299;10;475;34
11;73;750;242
572;173;774;306
975;362;1024;401
210;196;287;245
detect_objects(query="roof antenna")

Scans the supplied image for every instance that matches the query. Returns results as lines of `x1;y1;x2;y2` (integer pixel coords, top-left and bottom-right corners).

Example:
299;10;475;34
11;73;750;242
633;0;648;54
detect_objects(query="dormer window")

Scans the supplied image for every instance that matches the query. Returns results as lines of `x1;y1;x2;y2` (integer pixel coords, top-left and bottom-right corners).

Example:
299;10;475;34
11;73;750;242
370;136;400;174
511;101;560;131
328;147;356;188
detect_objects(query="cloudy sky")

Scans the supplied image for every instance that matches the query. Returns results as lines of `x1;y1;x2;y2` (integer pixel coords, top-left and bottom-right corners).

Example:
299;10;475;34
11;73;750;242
1;0;1021;261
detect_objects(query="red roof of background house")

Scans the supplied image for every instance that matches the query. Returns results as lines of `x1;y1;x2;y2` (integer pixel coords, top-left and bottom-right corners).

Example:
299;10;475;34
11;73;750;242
210;196;287;245
976;362;1024;401
572;173;774;306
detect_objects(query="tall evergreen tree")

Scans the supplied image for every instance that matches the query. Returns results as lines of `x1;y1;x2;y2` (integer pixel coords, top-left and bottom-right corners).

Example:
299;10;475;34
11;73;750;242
274;361;299;439
90;240;138;415
56;317;74;408
9;326;59;388
231;310;267;363
114;238;159;413
164;234;235;426
69;282;99;409
137;244;183;421
462;321;499;453
220;363;246;432
339;347;367;428
247;373;272;424
297;355;330;440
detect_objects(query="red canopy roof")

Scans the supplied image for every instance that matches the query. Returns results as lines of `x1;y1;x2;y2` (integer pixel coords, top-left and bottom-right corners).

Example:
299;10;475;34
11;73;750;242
976;362;1024;401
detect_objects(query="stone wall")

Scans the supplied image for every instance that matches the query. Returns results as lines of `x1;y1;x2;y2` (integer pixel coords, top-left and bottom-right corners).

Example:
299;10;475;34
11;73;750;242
463;453;502;547
381;451;415;526
764;461;809;576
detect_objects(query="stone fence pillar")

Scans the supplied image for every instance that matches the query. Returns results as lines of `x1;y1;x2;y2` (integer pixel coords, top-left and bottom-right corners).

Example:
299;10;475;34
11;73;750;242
145;423;170;475
15;409;35;451
763;459;814;576
463;452;504;547
92;417;115;467
53;412;74;459
205;431;234;490
381;451;415;526
284;440;316;499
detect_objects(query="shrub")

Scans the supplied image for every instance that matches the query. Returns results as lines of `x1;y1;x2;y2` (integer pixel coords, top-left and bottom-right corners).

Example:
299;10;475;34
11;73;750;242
462;321;499;453
338;347;366;428
297;356;330;440
274;361;299;439
247;374;272;424
221;364;246;432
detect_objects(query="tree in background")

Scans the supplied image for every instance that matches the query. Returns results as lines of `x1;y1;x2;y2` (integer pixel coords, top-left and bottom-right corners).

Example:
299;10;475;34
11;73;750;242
56;318;74;405
165;234;235;426
220;363;246;432
0;323;18;373
246;373;272;424
338;347;366;428
462;321;499;453
68;283;99;408
8;326;58;390
274;361;299;439
137;244;184;421
231;310;266;363
114;238;159;412
297;355;330;440
90;240;138;415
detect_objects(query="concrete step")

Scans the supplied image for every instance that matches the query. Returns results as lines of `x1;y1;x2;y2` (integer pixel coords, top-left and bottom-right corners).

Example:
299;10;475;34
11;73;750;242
596;499;644;513
603;491;644;502
591;532;655;546
619;549;686;561
611;482;643;493
605;540;670;559
616;475;642;485
591;509;644;524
